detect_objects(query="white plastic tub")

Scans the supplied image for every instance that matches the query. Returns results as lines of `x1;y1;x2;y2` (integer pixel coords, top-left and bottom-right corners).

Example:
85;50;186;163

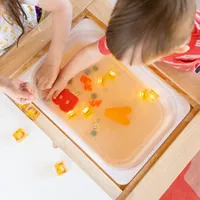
21;19;190;185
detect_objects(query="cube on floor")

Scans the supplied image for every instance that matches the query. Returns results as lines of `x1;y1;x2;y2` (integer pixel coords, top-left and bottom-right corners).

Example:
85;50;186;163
13;128;28;142
54;161;67;176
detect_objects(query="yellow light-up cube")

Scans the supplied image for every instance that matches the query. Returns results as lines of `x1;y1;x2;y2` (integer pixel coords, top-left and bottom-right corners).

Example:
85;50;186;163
13;128;28;142
97;77;105;86
67;110;77;119
139;90;149;100
54;161;67;176
16;103;29;112
26;107;40;121
82;107;93;118
148;90;159;101
108;70;116;79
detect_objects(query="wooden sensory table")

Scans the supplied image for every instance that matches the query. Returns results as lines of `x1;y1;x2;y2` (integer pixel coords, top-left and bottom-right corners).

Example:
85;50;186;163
1;0;200;199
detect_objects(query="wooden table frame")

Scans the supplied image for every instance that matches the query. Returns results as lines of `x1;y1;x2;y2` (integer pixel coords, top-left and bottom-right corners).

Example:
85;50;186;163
1;0;200;199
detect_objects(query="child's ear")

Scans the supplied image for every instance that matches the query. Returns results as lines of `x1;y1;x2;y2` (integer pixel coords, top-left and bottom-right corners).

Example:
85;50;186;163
174;45;190;54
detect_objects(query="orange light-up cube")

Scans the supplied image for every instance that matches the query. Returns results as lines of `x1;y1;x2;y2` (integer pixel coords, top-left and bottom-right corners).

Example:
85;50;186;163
54;161;67;176
26;107;40;121
13;128;28;142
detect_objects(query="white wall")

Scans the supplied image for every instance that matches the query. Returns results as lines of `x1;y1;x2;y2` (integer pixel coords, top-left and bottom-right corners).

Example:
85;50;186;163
197;0;200;10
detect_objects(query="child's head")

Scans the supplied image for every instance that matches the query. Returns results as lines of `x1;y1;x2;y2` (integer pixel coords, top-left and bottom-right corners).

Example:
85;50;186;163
106;0;196;66
2;0;27;40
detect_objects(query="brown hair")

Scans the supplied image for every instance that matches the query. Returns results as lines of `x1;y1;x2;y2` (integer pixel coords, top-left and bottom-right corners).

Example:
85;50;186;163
106;0;196;65
3;0;27;42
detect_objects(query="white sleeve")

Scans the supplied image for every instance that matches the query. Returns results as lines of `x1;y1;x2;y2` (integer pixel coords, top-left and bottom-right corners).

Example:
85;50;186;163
20;0;39;5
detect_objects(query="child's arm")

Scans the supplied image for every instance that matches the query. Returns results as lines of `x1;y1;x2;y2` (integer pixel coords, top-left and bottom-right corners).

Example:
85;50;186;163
45;41;105;100
0;77;34;104
35;0;72;90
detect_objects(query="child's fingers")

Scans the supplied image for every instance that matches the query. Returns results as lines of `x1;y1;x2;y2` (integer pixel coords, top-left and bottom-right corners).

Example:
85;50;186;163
44;81;53;90
37;78;46;90
20;82;35;94
53;89;62;99
19;98;33;104
17;90;34;100
45;88;55;101
15;97;32;104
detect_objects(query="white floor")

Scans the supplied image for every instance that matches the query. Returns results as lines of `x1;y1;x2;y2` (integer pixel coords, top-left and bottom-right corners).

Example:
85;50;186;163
0;94;111;200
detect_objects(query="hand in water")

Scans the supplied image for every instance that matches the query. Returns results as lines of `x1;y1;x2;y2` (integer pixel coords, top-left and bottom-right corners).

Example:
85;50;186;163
3;78;35;104
35;63;60;91
44;74;69;101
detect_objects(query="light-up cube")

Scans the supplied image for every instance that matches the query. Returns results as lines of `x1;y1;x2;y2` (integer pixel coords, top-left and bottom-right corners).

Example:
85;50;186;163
148;90;159;101
82;107;94;118
108;70;116;79
67;110;77;119
16;103;29;112
13;128;28;142
26;107;40;121
97;77;106;86
139;90;149;100
54;161;67;176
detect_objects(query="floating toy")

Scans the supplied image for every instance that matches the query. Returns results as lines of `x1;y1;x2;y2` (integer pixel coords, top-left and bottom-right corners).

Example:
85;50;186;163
82;107;94;118
98;70;116;86
139;89;159;101
84;68;92;76
67;110;77;119
80;75;92;91
89;100;102;107
104;107;132;126
90;130;97;137
91;93;97;100
52;89;79;113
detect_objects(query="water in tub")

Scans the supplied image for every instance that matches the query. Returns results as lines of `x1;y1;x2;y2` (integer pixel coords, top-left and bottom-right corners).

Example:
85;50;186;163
37;44;164;169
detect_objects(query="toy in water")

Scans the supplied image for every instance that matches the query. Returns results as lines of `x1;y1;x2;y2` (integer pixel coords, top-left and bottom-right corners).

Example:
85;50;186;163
98;70;116;86
139;89;159;101
97;77;105;86
90;130;97;137
82;106;94;118
104;107;132;126
54;161;67;176
13;128;28;142
53;89;79;113
84;68;92;76
92;65;99;71
89;100;102;107
108;70;116;80
91;93;97;100
80;75;92;91
67;110;77;119
26;106;40;121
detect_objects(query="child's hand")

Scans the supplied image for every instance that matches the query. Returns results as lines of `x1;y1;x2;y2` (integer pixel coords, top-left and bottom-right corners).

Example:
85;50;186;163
44;74;68;101
35;63;60;91
3;78;35;104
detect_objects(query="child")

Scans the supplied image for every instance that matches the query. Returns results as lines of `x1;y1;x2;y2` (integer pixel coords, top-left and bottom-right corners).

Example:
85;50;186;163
0;0;72;103
45;0;197;100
